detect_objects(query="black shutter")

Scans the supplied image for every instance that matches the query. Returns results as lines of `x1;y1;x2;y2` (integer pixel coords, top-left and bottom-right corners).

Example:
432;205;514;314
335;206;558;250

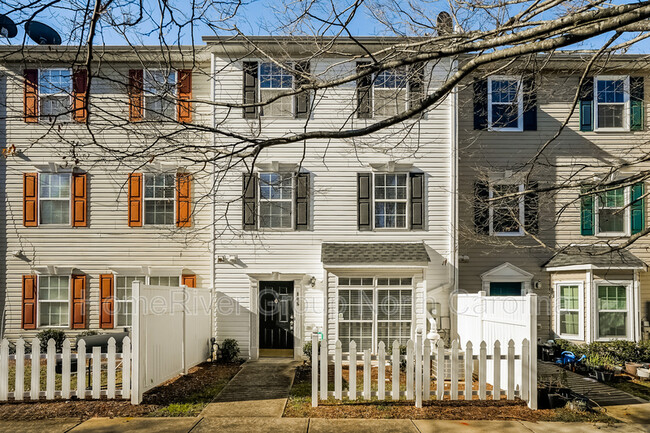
295;172;310;230
358;173;372;230
474;181;490;235
357;62;372;119
295;61;310;119
579;77;593;131
243;61;258;119
410;172;424;230
473;78;488;130
524;181;539;234
242;173;257;230
522;76;537;131
409;63;425;110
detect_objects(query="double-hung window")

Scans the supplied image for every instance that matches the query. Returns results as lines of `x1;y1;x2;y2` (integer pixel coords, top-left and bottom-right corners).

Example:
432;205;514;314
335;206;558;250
144;173;175;225
488;76;522;131
596;283;630;339
40;69;72;120
489;184;524;236
259;172;293;229
39;173;71;225
144;70;176;120
595;76;629;130
115;276;145;327
337;276;413;352
259;63;293;117
556;283;583;339
597;187;627;235
38;275;69;327
374;173;408;229
149;276;180;286
374;68;408;117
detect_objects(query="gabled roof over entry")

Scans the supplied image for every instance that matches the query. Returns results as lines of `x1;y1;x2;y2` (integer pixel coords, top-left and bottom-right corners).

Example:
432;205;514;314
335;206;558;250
545;246;647;270
321;242;430;266
480;262;534;281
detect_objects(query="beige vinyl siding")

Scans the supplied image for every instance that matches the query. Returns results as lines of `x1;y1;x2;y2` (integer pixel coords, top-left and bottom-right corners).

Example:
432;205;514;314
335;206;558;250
1;57;213;339
212;56;455;357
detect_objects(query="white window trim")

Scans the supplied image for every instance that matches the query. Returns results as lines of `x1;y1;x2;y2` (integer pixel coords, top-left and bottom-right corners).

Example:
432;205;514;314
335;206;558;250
594;75;630;132
487;75;523;132
38;172;72;226
555;281;585;341
371;68;409;118
335;275;415;353
143;69;177;120
38;68;72;122
488;183;524;236
143;173;176;226
258;61;295;118
595;186;630;237
37;274;71;329
372;172;410;230
257;172;295;231
593;280;633;342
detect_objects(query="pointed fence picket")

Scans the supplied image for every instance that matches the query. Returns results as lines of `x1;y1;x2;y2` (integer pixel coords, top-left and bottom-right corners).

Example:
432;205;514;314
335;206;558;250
0;336;131;402
310;332;537;409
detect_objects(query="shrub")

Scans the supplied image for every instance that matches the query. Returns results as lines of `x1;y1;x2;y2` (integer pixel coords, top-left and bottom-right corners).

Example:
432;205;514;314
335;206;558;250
303;341;312;361
220;338;240;363
78;330;98;337
554;339;650;368
36;329;66;353
388;344;408;371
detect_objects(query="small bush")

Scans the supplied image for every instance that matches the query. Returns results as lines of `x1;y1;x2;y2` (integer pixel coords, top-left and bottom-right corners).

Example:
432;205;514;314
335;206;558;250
78;330;99;337
388;344;408;371
303;341;312;361
220;338;240;363
554;338;650;368
36;329;66;353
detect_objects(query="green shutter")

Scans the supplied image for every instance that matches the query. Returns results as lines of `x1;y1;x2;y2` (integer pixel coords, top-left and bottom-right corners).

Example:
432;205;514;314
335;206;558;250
580;186;594;236
631;182;645;235
631;77;644;131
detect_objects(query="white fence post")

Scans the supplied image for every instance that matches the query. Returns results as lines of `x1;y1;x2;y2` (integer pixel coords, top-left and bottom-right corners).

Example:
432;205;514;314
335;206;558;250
15;338;24;401
415;330;422;408
92;346;101;399
436;340;444;401
378;341;386;401
522;339;529;402
131;279;141;404
507;339;515;400
451;340;459;400
348;341;356;400
46;339;55;400
320;339;327;401
77;339;86;399
392;340;399;400
62;339;71;399
363;348;371;400
107;337;116;399
479;341;486;400
335;340;343;400
423;338;431;401
0;339;8;400
406;339;414;400
30;337;40;400
182;284;188;374
122;336;132;399
464;341;473;401
528;293;538;409
493;340;501;401
312;332;318;407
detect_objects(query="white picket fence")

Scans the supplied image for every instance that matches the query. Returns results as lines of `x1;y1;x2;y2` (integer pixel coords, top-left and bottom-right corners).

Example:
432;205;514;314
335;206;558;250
311;330;537;409
0;336;131;401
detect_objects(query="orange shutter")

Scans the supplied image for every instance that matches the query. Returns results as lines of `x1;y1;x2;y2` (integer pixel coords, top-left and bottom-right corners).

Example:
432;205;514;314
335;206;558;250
176;173;191;227
182;274;196;288
22;275;37;330
128;173;143;227
177;70;192;123
24;69;38;123
72;173;87;227
128;69;144;122
23;173;38;227
71;275;87;329
73;68;88;123
99;274;114;329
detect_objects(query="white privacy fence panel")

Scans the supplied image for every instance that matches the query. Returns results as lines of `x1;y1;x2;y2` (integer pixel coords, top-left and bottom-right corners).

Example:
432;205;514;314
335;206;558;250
131;281;212;404
0;337;131;401
311;329;537;409
456;292;537;404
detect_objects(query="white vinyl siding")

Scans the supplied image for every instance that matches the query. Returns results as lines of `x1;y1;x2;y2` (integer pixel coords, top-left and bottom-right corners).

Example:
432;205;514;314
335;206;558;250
38;276;70;328
39;173;71;225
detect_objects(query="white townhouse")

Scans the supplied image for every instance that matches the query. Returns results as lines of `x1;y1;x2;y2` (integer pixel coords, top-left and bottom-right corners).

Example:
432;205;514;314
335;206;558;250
205;37;458;359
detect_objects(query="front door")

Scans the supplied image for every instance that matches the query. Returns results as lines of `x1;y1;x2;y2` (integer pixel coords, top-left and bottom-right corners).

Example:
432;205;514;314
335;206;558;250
259;281;294;356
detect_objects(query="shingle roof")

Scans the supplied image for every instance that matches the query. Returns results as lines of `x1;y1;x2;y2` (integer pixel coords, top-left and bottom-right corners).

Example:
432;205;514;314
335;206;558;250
544;246;646;269
321;242;430;265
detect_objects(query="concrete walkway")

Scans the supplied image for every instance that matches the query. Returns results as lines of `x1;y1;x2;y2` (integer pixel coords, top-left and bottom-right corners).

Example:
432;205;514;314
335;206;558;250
200;357;300;418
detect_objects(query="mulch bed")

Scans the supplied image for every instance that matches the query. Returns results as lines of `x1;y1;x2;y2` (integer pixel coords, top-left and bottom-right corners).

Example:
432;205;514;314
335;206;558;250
0;361;241;421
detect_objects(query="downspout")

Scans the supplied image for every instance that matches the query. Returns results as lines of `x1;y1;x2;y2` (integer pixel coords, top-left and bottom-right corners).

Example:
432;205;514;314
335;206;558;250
210;51;216;340
449;58;459;341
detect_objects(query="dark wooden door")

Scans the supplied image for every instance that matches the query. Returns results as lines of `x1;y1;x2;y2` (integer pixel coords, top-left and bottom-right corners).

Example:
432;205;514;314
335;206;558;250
259;281;294;350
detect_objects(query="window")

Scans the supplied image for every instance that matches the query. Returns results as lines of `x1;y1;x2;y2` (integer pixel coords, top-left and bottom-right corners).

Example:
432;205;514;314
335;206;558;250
38;276;69;327
597;187;627;235
374;173;408;229
597;284;630;339
488;76;522;130
144;70;176;120
115;276;145;327
259;63;293;117
337;276;413;352
595;76;629;130
374;68;407;117
144;173;175;225
259;173;293;229
489;184;524;236
39;173;71;225
40;69;72;120
149;276;180;286
556;283;583;338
